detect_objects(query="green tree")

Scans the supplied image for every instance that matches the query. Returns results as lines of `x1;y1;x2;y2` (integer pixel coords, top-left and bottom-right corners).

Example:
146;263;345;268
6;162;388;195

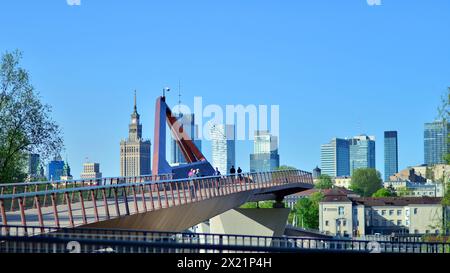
396;186;411;197
240;201;275;209
277;165;296;171
0;50;63;183
315;174;333;190
293;192;324;229
372;187;397;197
350;168;383;197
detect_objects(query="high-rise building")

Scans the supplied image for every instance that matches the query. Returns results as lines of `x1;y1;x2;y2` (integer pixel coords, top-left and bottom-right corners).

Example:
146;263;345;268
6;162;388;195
47;155;64;181
384;131;398;181
424;120;450;165
81;162;102;180
24;153;40;177
170;113;201;165
320;138;350;177
349;135;376;175
211;124;235;175
120;92;152;177
250;130;280;172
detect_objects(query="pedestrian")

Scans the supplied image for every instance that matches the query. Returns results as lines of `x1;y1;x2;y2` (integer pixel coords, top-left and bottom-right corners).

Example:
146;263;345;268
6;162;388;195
214;167;221;192
196;168;201;178
237;167;243;181
230;165;236;175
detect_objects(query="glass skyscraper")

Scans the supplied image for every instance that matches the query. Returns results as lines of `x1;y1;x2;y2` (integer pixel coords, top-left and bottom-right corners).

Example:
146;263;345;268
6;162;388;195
349;135;376;175
211;124;236;175
47;155;65;181
384;131;398;181
250;130;280;172
170;113;202;165
320;138;350;177
424;120;450;165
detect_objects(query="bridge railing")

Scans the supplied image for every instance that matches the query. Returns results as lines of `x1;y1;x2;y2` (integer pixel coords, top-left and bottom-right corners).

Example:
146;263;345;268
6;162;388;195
0;174;174;196
1;224;449;253
0;170;313;236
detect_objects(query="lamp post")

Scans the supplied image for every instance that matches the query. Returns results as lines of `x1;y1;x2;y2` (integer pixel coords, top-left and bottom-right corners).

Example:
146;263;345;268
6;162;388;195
163;87;170;98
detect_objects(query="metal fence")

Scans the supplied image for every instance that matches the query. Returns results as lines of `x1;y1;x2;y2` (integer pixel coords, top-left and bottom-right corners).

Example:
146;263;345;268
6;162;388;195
1;225;449;254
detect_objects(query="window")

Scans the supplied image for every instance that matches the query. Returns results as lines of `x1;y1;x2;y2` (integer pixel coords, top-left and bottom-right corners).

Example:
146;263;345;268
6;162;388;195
436;230;440;235
336;220;341;226
397;210;402;216
389;210;394;216
325;221;329;227
343;221;347;227
397;220;402;226
414;208;418;215
338;207;345;216
426;230;430;234
414;230;419;234
382;210;386;216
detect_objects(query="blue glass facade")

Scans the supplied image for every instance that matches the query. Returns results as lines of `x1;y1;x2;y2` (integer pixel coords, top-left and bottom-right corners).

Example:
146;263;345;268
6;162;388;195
349;135;376;175
424;121;449;165
321;138;350;177
47;158;65;181
384;131;398;181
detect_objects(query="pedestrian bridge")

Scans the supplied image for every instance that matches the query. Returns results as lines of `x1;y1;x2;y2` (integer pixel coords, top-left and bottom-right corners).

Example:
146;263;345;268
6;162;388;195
0;170;313;236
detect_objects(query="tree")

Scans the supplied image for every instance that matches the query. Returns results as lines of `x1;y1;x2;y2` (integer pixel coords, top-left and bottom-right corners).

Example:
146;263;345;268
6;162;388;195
0;50;63;183
293;192;324;229
397;186;411;197
315;174;333;190
372;187;397;198
277;165;296;171
350;168;383;197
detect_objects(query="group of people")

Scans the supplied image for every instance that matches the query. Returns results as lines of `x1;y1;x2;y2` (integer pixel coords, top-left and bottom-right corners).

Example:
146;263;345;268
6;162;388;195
188;168;202;179
189;166;243;179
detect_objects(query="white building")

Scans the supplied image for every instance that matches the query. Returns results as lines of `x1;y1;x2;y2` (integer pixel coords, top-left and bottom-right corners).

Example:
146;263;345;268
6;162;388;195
211;124;235;175
80;162;102;180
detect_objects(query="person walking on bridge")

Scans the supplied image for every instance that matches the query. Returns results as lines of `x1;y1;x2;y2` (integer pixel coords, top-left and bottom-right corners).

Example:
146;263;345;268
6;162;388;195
237;167;243;181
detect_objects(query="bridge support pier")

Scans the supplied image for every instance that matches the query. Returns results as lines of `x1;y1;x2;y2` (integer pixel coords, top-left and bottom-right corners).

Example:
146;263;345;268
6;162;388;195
200;208;291;238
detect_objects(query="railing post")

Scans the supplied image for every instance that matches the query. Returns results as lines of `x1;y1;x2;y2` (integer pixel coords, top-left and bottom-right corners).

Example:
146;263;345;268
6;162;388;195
34;196;45;233
157;184;163;209
113;188;121;217
102;188;110;220
91;189;100;221
197;180;204;200
132;185;139;214
192;180;198;202
162;182;169;208
64;192;74;227
79;191;87;225
51;193;60;228
148;184;155;211
169;182;176;207
123;187;130;216
140;185;147;212
32;184;39;209
10;186;16;211
175;182;182;205
0;199;8;234
181;182;187;204
18;197;27;235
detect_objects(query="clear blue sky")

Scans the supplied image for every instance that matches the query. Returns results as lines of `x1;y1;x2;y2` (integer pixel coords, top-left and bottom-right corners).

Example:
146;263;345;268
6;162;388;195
1;0;449;178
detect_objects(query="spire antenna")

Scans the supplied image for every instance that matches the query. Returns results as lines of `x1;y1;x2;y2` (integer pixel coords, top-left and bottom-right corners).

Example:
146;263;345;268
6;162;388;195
134;90;137;112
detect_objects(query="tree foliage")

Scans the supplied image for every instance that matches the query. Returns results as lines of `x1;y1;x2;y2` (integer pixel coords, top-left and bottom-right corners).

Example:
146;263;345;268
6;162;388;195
292;192;324;229
372;187;397;197
277;165;296;171
315;174;333;190
350;168;383;197
0;50;63;183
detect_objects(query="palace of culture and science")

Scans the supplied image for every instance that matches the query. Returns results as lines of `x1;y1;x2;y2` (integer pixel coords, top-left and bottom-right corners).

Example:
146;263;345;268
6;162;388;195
120;92;152;177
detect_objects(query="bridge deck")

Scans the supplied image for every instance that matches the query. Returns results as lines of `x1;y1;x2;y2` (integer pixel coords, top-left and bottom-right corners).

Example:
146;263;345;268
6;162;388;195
0;170;314;236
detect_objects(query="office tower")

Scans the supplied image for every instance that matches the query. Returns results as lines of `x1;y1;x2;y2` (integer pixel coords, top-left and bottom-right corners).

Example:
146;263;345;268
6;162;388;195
170;113;202;165
249;130;280;172
424;120;450;165
60;161;73;181
349;135;376;175
47;155;65;181
120;92;152;177
313;166;322;179
24;154;40;177
320;138;350;177
81;162;102;180
211;124;235;175
384;131;399;181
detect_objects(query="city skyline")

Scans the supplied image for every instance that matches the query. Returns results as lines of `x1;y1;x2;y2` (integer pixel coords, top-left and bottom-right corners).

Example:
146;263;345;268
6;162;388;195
1;1;449;178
